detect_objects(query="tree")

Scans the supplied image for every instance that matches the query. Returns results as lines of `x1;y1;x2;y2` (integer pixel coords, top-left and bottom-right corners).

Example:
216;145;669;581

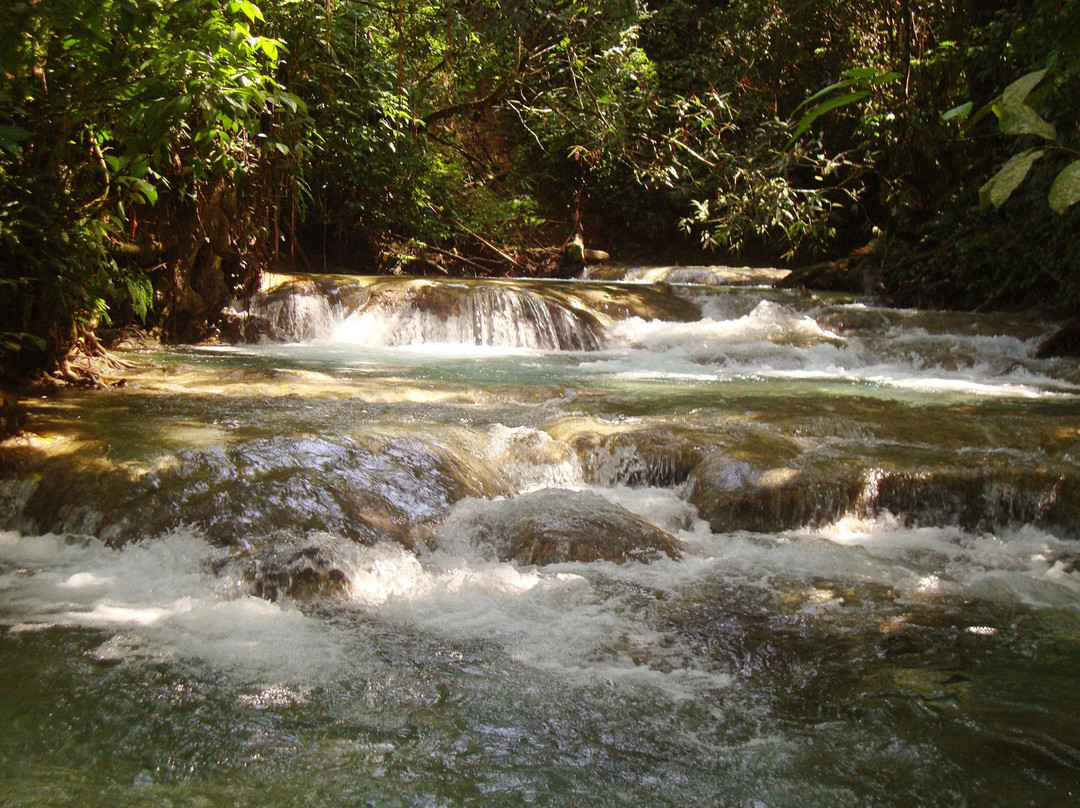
1;0;307;383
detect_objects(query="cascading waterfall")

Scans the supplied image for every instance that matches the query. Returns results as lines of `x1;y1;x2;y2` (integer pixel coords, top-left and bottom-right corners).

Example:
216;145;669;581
2;270;1079;807
334;283;605;350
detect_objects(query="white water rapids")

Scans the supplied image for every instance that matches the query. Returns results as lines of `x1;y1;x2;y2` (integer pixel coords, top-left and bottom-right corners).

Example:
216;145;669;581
1;273;1078;806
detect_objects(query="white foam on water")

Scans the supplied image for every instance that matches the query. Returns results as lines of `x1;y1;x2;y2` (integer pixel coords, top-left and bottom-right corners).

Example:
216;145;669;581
595;300;1079;399
609;301;842;360
329;521;733;698
813;515;1080;609
483;424;585;492
0;529;346;684
330;484;1075;701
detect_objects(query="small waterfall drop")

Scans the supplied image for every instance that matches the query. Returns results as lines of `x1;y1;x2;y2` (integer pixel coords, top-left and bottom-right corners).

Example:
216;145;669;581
223;277;346;342
334;282;604;350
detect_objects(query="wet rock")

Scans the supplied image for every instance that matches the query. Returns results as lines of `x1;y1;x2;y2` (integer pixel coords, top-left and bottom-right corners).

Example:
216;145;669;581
866;467;1080;535
687;455;864;533
776;258;870;293
546;419;704;488
686;449;1080;536
552;281;701;324
237;278;342;342
1035;316;1080;358
445;489;682;566
216;532;356;601
137;435;503;548
815;308;895;335
1;392;27;438
217;308;274;343
11;434;505;548
354;280;606;350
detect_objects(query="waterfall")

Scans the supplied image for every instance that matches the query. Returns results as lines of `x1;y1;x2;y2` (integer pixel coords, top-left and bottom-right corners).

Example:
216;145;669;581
334;282;605;350
222;277;345;342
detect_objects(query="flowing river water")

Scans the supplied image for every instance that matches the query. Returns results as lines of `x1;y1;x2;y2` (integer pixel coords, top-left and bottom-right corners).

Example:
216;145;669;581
1;270;1079;806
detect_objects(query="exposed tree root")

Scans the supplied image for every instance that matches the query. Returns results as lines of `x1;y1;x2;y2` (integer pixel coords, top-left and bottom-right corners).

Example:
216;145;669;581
38;326;140;391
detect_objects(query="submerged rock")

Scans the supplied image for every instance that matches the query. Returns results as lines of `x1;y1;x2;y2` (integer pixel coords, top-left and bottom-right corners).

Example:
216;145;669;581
442;489;682;565
215;532;357;601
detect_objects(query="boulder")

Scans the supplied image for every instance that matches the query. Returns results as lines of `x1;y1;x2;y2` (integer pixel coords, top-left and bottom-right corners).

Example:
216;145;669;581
445;488;682;565
686;455;864;534
1035;316;1080;358
216;532;356;601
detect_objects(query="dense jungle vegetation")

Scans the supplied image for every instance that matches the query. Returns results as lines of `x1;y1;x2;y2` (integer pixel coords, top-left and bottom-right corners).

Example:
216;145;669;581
2;0;1079;386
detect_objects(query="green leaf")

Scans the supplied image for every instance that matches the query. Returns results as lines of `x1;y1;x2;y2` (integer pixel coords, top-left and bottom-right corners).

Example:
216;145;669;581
1048;159;1080;215
125;275;154;322
130;178;159;206
794;70;899;113
794;78;858;113
0;125;33;157
274;91;301;113
868;71;902;86
1001;69;1048;105
229;1;263;23
788;90;871;145
258;37;279;60
941;101;973;123
994;102;1057;141
0;332;46;353
979;148;1046;209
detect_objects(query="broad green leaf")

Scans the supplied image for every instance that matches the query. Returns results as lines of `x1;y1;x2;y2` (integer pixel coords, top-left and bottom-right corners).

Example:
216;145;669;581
258;37;279;60
0;125;33;141
229;1;263;23
1002;69;1047;105
869;71;902;86
0;332;46;352
994;102;1057;141
788;90;871;145
793;78;857;113
130;178;158;206
941;101;973;122
979;148;1046;209
792;69;899;115
1048;159;1080;215
275;92;299;113
0;125;33;157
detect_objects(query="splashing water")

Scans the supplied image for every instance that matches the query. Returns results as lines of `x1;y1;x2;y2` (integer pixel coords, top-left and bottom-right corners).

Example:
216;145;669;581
2;274;1079;806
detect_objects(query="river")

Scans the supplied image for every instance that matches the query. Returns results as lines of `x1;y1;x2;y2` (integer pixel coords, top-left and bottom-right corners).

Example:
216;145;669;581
1;270;1078;806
